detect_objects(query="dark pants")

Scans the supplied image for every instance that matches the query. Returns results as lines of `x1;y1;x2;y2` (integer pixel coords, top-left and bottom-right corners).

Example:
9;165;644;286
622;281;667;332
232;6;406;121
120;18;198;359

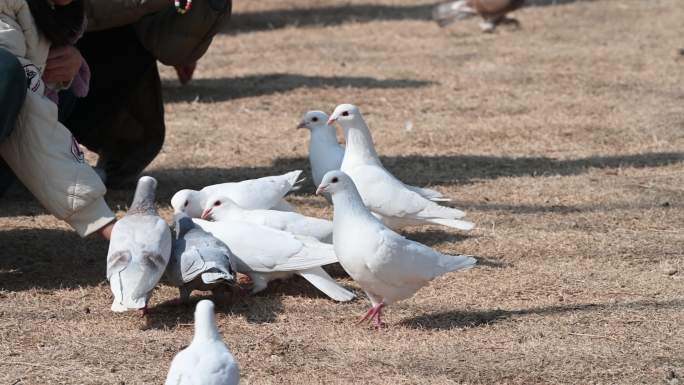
60;25;165;189
0;48;27;195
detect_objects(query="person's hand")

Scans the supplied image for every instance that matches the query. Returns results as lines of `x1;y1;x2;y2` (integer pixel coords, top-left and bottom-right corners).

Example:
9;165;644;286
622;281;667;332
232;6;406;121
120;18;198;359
97;220;116;241
174;61;197;85
43;45;83;84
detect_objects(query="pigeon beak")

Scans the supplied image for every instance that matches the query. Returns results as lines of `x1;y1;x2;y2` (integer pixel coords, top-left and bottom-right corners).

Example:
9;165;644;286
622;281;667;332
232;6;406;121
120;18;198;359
200;208;212;220
315;184;328;195
296;121;307;129
327;117;336;125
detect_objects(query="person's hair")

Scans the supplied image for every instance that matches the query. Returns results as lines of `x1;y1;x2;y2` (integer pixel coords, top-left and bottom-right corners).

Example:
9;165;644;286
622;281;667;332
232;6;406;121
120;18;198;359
26;0;84;46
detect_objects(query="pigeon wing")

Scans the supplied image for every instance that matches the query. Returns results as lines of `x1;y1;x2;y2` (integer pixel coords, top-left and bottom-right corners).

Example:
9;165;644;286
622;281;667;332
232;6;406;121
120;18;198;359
349;164;433;217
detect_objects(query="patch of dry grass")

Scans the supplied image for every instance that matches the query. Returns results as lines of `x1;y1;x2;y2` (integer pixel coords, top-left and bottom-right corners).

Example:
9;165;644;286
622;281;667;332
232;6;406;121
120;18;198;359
1;0;683;384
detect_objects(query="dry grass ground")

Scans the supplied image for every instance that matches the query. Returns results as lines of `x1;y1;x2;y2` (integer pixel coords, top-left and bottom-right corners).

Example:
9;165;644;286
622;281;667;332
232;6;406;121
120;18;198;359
1;0;683;384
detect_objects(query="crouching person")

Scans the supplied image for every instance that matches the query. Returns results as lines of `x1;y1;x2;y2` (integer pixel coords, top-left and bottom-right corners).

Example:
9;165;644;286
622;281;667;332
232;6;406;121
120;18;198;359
0;0;115;239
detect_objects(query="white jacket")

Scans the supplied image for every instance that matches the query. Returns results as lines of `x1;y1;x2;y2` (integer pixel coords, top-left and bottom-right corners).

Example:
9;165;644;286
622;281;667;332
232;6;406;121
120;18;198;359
0;0;115;237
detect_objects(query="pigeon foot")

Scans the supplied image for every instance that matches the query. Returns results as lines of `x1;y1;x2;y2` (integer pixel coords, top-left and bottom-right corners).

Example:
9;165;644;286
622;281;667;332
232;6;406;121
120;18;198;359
357;303;386;329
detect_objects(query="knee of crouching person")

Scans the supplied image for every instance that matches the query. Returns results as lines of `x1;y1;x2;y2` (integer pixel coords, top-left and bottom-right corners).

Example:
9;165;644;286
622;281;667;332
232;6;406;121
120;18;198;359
0;48;27;142
208;0;232;13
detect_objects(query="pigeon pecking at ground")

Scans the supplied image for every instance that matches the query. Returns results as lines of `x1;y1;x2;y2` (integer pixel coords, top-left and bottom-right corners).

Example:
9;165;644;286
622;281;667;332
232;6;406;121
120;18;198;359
433;0;525;32
298;110;449;204
165;300;240;385
166;213;239;305
191;217;356;302
317;171;477;328
171;170;304;218
107;176;172;314
328;104;474;231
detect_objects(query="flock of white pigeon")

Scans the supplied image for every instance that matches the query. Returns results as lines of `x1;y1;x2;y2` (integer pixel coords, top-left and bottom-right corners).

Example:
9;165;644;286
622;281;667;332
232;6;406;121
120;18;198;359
105;104;477;384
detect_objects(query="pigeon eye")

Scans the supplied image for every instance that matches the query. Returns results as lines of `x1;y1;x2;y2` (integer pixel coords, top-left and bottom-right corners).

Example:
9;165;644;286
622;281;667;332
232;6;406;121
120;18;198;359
341;111;350;117
214;201;221;206
184;200;189;207
312;117;319;122
331;177;339;183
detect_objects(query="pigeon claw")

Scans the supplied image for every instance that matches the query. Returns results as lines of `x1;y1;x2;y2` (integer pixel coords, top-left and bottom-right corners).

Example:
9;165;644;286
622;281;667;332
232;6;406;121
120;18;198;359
357;303;386;329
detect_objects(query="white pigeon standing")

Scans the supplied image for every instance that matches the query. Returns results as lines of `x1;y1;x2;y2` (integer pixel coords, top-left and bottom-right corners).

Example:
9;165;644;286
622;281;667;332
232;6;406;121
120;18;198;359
165;300;240;385
298;110;449;203
192;218;355;302
317;171;476;328
297;111;344;202
107;176;172;314
328;104;474;231
167;213;238;304
201;195;334;243
170;170;304;218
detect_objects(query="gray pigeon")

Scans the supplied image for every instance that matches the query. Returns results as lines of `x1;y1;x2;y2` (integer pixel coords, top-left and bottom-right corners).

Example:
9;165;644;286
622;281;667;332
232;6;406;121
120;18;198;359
107;176;172;313
167;213;238;304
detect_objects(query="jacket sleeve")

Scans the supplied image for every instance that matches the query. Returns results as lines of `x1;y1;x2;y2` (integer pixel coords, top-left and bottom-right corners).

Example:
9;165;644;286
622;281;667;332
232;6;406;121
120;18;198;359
0;0;31;58
0;91;116;237
134;0;231;65
84;0;170;32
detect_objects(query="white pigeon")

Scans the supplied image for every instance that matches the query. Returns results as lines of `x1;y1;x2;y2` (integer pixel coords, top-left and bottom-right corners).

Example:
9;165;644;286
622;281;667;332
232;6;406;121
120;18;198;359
317;171;476;327
298;110;449;203
328;104;474;231
191;218;355;302
107;176;172;313
201;195;334;243
297;111;344;200
170;170;304;218
165;300;240;385
167;213;238;304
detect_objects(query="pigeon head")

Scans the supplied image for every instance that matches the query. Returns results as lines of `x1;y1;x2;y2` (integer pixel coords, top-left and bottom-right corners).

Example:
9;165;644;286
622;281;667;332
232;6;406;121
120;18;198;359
328;104;360;125
193;300;221;341
297;111;330;130
128;176;159;215
171;189;203;217
174;212;196;240
316;170;354;196
200;195;240;220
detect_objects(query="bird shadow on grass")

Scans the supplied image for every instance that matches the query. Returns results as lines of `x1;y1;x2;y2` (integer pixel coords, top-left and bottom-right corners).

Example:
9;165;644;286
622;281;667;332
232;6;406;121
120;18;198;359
400;299;684;330
402;228;473;247
0;228;108;291
148;150;683;200
1;151;680;218
147;294;286;329
162;74;434;104
146;274;357;329
223;0;581;34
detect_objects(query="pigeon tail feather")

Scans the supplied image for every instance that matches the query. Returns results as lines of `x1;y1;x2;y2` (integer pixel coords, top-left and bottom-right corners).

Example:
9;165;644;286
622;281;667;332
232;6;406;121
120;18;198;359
441;254;477;273
201;271;234;284
285;170;304;190
297;267;356;302
428;218;475;231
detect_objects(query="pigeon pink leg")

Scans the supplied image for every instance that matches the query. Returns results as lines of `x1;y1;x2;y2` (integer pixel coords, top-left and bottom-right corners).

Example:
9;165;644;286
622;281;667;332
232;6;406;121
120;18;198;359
357;303;385;326
371;303;386;329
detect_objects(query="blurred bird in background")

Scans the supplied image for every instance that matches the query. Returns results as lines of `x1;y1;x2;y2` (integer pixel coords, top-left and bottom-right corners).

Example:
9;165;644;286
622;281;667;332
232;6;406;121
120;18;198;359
433;0;525;32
